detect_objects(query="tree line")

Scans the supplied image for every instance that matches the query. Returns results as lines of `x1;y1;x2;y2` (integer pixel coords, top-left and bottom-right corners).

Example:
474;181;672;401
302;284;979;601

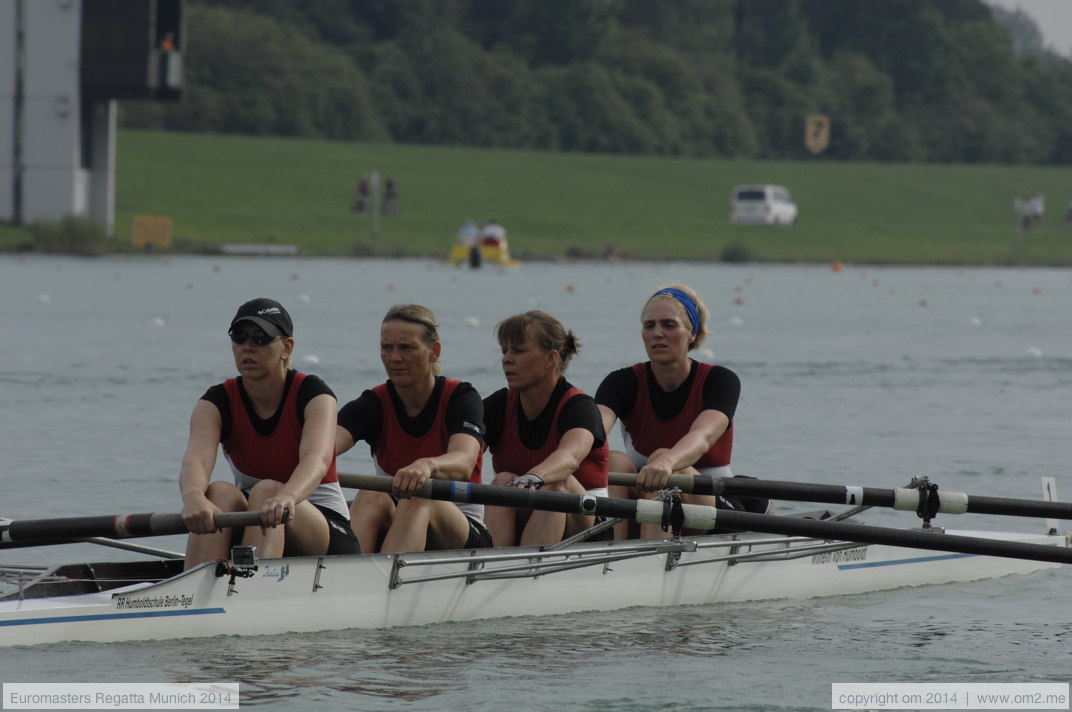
120;0;1072;164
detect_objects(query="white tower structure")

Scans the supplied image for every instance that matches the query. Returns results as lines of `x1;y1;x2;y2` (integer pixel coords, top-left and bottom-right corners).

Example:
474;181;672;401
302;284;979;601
0;0;182;235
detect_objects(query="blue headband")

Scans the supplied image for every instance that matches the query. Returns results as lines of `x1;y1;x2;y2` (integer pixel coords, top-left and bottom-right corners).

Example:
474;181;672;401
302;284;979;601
651;288;700;336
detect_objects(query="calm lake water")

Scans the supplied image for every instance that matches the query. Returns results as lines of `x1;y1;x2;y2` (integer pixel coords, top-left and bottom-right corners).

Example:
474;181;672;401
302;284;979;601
1;255;1070;711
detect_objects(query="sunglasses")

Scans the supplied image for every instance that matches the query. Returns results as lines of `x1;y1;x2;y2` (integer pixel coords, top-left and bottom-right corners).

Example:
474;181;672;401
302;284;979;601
229;330;278;346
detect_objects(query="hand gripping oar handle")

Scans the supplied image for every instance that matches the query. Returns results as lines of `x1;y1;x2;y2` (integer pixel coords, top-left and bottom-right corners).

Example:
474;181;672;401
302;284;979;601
342;473;637;519
0;511;276;544
340;471;661;517
607;473;1072;521
341;473;1072;565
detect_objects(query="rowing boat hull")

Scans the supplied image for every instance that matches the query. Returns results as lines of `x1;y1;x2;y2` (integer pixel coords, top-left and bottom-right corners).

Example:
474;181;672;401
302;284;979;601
0;529;1063;647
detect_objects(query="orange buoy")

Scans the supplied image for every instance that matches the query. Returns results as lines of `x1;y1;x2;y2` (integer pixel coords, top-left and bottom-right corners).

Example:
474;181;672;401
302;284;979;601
831;261;843;273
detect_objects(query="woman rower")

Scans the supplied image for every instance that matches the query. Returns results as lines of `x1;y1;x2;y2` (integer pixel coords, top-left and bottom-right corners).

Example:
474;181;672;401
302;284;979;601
483;311;608;547
179;298;359;569
595;284;764;540
336;304;490;553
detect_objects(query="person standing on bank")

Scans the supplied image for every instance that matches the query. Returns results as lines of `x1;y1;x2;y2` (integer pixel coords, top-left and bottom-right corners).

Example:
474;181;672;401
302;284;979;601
483;311;608;547
596;284;756;540
336;305;490;554
179;298;359;569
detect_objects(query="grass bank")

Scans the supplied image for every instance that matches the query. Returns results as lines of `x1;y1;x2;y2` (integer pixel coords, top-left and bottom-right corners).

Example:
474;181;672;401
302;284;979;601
7;130;1072;264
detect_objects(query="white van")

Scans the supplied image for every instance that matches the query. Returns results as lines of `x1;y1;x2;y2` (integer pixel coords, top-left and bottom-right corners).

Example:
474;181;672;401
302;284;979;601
730;184;798;226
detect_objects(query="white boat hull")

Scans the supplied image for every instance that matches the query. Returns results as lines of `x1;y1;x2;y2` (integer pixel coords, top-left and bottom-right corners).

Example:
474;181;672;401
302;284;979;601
0;529;1063;647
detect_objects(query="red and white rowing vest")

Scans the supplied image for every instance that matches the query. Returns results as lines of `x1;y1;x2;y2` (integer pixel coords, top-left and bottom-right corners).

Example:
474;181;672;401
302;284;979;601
491;386;608;491
372;378;483;484
624;361;733;469
221;372;347;518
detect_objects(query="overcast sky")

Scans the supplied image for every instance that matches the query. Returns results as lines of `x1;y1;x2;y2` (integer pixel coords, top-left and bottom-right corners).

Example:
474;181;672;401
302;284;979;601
985;0;1072;57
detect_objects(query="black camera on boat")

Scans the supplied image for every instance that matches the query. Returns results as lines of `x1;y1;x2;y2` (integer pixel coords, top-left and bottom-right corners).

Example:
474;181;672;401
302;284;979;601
231;545;258;571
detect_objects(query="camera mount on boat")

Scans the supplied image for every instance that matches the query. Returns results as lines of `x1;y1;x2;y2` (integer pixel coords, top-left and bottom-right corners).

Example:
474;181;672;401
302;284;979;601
215;545;259;594
230;545;258;572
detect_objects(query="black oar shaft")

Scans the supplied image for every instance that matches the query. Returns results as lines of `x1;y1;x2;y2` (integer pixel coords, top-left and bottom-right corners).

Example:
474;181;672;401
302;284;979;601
0;511;267;544
3;513;172;541
961;495;1070;519
607;473;1072;521
709;510;1072;565
344;474;1072;565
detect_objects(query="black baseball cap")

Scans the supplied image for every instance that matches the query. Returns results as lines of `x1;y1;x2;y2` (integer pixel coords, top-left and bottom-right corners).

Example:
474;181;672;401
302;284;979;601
229;298;293;337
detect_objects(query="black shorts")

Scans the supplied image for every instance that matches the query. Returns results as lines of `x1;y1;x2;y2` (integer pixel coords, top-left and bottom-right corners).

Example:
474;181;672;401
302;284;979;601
315;504;361;555
465;516;493;549
720;475;771;515
235;490;360;555
383;491;492;550
587;515;616;542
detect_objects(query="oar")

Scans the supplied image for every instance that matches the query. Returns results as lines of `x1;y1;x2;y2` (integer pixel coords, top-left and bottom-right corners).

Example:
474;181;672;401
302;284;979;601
606;473;1072;521
0;516;184;558
341;473;1072;565
0;511;271;550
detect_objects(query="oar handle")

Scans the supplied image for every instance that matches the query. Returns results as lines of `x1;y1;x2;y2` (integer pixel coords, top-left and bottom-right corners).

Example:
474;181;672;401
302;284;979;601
0;511;271;543
340;473;391;493
608;472;701;493
340;473;640;520
342;472;698;496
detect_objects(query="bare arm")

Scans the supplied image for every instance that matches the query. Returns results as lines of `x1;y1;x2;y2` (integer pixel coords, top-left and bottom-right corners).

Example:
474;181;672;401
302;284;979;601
597;404;618;444
258;393;338;527
179;400;223;534
636;409;729;492
519;427;595;486
335;425;356;456
392;433;482;498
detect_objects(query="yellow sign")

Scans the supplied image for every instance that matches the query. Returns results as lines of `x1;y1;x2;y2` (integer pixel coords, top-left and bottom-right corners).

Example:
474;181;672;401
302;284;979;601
131;215;173;248
804;115;830;154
